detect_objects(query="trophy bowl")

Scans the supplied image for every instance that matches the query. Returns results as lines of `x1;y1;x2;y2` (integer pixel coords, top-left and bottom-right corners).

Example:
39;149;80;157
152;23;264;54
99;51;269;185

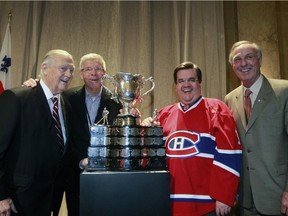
105;72;154;126
114;72;143;115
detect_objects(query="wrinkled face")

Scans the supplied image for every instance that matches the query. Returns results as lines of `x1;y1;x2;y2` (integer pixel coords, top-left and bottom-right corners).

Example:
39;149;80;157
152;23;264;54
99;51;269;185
80;60;105;96
231;44;261;88
42;56;74;95
175;68;201;105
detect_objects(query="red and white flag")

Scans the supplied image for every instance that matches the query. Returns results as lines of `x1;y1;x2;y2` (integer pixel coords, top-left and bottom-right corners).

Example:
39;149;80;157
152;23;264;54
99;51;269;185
0;80;4;95
0;22;11;93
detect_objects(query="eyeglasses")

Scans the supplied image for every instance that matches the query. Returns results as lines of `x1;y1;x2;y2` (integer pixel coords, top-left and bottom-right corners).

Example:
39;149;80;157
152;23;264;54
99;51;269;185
81;66;104;73
176;78;198;84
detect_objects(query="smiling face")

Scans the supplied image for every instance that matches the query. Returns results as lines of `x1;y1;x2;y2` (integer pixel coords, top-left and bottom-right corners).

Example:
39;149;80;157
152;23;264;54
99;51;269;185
41;53;75;95
79;59;105;96
230;43;262;88
175;68;201;105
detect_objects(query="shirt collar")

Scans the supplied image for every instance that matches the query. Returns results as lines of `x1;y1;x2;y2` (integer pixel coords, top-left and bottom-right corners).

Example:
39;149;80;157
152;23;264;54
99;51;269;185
40;79;59;100
85;86;102;101
243;74;263;95
180;96;202;111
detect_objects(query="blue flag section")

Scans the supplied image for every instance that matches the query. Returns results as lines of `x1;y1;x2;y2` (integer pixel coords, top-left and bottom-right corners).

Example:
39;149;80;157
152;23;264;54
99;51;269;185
0;22;11;90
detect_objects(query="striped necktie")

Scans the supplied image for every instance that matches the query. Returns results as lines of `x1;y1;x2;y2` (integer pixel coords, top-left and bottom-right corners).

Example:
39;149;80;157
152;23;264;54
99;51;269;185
52;97;65;153
244;89;252;122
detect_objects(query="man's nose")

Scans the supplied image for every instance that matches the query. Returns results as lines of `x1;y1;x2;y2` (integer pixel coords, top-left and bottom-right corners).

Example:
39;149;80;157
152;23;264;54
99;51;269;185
64;68;74;77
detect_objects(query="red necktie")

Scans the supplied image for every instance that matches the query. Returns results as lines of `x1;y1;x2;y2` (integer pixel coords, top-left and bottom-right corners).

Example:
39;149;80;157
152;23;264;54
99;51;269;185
244;89;252;121
52;97;65;153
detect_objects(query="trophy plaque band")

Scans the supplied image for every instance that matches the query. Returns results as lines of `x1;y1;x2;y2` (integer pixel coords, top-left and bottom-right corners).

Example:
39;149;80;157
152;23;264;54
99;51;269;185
87;125;166;171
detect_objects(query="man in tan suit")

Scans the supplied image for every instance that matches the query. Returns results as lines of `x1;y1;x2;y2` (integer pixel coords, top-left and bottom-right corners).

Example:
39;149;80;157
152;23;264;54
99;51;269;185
225;40;288;216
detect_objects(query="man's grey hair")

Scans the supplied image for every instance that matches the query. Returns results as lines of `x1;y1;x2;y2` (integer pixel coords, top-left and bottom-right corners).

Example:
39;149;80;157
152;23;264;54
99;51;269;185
42;49;74;66
228;40;262;65
79;53;106;71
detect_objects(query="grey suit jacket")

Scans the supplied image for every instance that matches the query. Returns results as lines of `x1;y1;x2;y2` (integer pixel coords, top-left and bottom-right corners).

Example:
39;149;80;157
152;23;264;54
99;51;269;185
225;75;288;214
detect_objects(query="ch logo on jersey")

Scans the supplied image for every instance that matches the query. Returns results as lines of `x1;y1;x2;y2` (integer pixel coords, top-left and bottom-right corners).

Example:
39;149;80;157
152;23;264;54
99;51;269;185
165;130;200;158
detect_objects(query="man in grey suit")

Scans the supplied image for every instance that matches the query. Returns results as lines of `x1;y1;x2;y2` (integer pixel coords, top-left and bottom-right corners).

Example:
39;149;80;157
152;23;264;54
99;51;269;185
0;49;75;215
225;40;288;216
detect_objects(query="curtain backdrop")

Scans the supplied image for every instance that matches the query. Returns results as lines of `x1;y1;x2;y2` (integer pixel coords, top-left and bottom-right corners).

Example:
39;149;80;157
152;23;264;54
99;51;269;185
0;1;226;117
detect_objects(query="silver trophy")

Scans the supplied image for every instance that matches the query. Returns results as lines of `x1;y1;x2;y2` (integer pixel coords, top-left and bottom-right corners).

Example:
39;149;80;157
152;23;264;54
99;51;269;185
87;73;166;171
105;72;155;126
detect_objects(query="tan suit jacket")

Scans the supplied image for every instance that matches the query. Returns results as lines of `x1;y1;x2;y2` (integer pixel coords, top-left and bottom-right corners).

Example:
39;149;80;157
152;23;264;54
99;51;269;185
225;75;288;215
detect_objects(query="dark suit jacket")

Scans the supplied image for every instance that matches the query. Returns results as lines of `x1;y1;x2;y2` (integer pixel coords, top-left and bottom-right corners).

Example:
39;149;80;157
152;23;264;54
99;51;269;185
0;84;72;216
62;85;121;163
225;75;288;214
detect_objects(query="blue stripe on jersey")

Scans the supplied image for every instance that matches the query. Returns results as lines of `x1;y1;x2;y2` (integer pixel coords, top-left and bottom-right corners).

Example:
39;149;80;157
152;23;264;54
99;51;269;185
213;151;242;176
195;134;216;156
196;135;241;176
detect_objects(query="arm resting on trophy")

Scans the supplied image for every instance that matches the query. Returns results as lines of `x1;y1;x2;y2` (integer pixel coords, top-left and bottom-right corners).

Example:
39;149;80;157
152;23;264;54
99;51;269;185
140;109;160;127
140;117;160;127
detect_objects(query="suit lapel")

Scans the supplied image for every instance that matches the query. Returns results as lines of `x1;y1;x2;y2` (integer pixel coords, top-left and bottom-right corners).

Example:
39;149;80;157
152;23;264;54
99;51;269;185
33;84;62;154
246;77;272;130
34;84;54;128
60;95;69;141
78;87;90;133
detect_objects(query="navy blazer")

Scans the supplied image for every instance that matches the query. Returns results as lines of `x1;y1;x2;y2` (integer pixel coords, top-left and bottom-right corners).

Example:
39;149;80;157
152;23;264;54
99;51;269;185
0;84;71;215
63;85;121;163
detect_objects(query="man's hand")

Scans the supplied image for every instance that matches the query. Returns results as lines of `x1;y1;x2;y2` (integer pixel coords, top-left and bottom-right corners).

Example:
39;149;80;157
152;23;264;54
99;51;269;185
281;191;288;215
129;107;141;118
0;198;18;215
22;78;38;87
119;106;141;119
216;201;231;216
79;158;88;169
140;117;160;127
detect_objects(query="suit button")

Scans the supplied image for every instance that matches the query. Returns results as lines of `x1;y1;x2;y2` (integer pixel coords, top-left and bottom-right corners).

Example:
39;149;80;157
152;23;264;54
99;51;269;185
247;149;252;153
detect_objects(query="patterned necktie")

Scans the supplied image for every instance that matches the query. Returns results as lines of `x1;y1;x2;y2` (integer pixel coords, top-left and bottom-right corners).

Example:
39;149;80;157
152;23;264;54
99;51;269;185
52;97;65;153
244;89;252;122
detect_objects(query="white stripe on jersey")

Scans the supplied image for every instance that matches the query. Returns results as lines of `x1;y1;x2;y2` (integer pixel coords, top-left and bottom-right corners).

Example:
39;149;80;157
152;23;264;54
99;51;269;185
171;194;213;200
213;160;240;177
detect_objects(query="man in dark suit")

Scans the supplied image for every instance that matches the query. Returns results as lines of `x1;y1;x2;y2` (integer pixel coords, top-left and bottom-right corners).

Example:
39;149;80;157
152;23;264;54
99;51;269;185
0;49;75;215
63;53;122;168
225;41;288;216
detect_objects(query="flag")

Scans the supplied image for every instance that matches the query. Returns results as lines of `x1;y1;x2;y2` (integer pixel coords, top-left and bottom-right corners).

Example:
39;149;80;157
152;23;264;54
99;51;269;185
0;22;11;90
0;80;4;95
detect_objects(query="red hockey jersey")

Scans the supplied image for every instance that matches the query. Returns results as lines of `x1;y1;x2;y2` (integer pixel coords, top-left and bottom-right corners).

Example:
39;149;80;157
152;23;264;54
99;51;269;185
157;97;242;216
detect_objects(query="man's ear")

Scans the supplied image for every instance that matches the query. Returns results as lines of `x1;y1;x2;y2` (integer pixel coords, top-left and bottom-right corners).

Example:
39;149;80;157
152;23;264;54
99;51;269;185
41;63;48;75
79;71;84;80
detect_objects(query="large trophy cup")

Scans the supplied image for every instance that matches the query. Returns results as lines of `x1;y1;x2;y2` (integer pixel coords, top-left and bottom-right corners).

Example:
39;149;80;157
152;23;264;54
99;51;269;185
107;72;154;126
87;72;166;171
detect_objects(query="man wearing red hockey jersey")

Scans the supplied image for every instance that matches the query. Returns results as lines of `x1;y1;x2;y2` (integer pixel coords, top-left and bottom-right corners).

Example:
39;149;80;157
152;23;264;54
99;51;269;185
142;61;242;216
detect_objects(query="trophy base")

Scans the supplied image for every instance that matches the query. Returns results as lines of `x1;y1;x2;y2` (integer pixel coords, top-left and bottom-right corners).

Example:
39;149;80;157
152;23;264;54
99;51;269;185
113;115;140;126
87;124;167;171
